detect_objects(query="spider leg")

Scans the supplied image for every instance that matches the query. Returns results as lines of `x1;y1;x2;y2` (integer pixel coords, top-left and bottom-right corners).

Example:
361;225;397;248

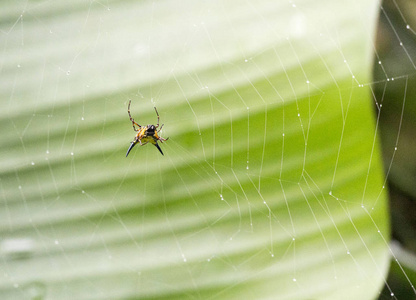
128;100;141;131
132;121;141;132
157;123;164;132
154;106;160;128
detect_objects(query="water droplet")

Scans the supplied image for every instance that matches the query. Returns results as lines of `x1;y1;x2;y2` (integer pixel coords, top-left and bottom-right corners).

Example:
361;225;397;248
344;59;347;63
407;25;410;29
70;152;74;156
244;59;248;62
54;240;59;245
400;42;403;46
347;251;350;255
81;117;84;121
18;185;22;190
378;61;381;64
391;293;394;297
329;191;332;195
306;80;310;84
31;161;35;165
46;150;49;154
17;64;21;68
394;147;397;151
293;278;297;282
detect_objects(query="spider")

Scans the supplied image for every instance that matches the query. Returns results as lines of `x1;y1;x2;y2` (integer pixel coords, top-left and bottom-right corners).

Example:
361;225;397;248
126;100;168;157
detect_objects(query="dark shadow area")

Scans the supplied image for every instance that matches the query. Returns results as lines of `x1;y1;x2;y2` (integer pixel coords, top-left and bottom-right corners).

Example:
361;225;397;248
374;0;416;298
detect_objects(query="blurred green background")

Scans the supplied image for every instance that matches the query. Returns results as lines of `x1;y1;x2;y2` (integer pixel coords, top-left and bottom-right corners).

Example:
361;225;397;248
1;0;416;299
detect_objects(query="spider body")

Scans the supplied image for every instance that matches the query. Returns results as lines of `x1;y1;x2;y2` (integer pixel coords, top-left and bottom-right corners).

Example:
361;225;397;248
126;100;168;157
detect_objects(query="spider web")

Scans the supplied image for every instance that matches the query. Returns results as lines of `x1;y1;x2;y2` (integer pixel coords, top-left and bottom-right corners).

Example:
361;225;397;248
1;0;416;299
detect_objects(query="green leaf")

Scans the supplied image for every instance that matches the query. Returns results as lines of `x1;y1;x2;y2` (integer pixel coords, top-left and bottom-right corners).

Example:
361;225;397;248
1;0;390;299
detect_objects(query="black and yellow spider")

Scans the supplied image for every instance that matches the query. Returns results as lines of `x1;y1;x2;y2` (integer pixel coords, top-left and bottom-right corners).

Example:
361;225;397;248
126;100;168;157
